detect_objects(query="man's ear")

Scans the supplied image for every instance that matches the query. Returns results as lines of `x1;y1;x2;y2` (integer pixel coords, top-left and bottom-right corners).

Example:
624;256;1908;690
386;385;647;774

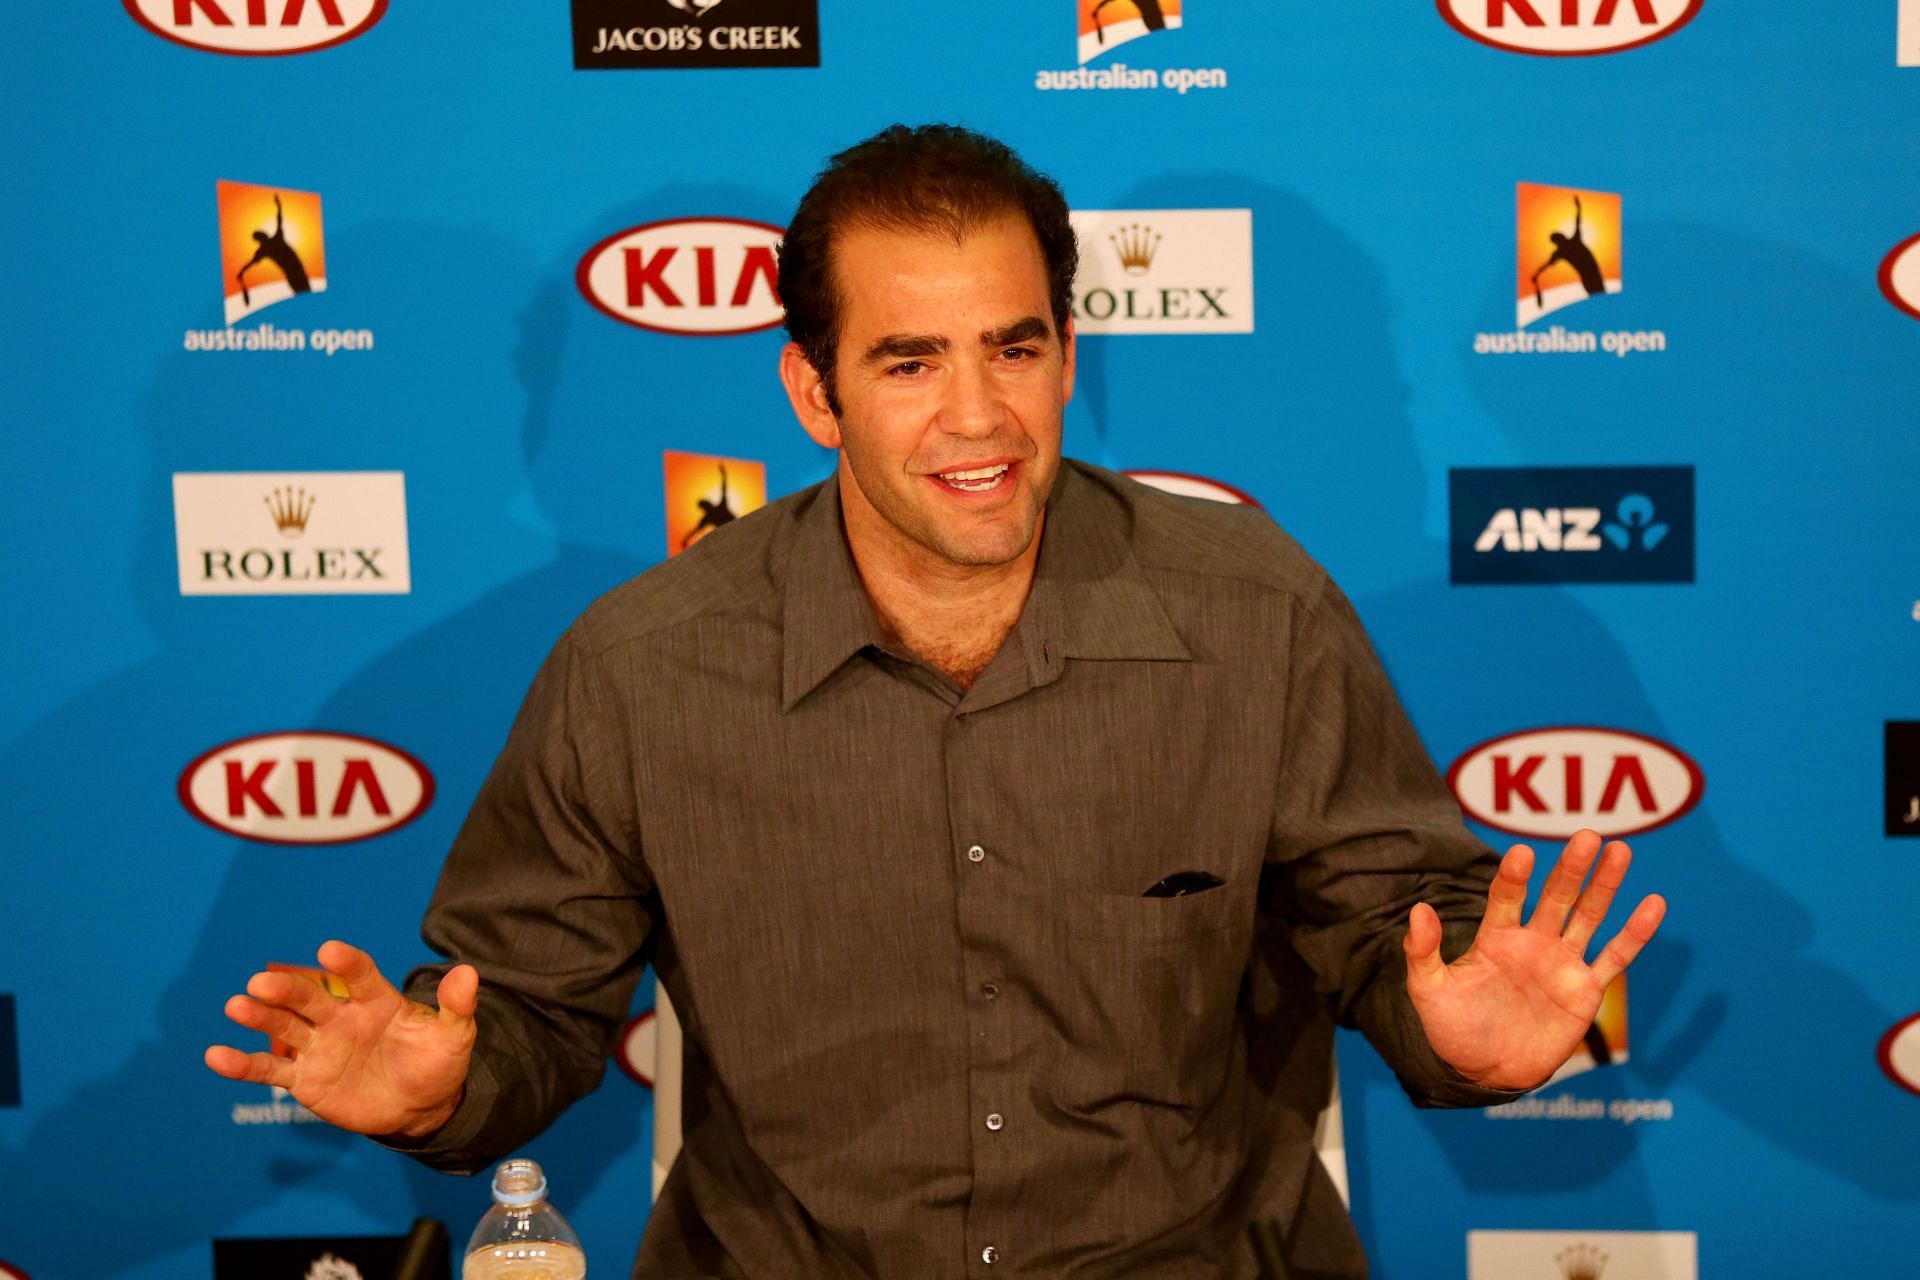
780;343;842;449
1059;316;1076;407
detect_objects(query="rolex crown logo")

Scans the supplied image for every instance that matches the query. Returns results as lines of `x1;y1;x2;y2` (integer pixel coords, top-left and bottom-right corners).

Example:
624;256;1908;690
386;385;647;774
264;485;316;538
1556;1244;1608;1280
1110;223;1161;276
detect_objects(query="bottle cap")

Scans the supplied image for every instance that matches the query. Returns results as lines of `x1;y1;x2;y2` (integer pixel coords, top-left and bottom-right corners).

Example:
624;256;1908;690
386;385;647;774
491;1158;548;1207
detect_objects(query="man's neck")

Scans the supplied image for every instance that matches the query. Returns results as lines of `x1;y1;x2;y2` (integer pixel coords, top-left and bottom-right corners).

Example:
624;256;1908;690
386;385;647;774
837;473;1045;691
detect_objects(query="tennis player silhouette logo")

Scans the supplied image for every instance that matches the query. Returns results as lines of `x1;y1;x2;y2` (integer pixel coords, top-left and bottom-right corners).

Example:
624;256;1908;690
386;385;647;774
1531;195;1605;310
662;451;768;556
218;180;328;324
1078;0;1182;64
1515;183;1621;328
237;195;312;310
681;463;740;549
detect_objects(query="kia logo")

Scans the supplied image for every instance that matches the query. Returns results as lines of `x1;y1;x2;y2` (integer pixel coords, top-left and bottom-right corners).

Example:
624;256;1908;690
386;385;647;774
1435;0;1703;56
124;0;387;56
1881;1013;1920;1098
577;217;785;337
616;1009;658;1089
178;731;434;845
1446;725;1703;839
1879;233;1920;323
0;1262;31;1280
1124;470;1264;509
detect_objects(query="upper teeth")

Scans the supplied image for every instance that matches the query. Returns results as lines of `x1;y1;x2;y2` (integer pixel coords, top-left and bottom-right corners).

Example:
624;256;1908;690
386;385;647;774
943;465;1009;481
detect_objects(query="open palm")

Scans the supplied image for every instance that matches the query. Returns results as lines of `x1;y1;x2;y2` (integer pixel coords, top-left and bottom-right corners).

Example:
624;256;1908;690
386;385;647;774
205;940;476;1139
1405;830;1666;1091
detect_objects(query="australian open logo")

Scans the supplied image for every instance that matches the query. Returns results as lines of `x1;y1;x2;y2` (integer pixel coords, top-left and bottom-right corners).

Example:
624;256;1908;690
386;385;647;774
1475;182;1668;357
1037;1;1226;93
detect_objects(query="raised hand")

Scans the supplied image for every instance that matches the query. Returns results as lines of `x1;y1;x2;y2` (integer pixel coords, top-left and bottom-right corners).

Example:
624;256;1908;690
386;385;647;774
204;940;477;1140
1403;829;1666;1091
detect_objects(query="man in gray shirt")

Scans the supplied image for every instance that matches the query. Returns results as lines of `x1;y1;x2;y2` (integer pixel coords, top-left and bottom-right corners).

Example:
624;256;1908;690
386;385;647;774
207;124;1666;1278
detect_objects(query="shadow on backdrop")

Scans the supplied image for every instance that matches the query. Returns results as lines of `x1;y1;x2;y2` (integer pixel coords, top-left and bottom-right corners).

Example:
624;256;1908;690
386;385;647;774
1075;174;1721;1252
1447;216;1919;1204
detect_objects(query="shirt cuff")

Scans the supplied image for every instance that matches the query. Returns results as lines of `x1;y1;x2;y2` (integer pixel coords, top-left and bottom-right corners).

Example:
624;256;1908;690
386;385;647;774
1383;983;1535;1110
367;1044;503;1175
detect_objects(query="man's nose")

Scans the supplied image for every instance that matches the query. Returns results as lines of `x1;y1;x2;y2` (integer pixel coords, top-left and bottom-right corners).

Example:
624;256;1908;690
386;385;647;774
940;359;1008;438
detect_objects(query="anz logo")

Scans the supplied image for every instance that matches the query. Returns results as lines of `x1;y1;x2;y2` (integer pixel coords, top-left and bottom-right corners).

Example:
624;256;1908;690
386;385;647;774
1450;466;1693;585
1474;492;1672;554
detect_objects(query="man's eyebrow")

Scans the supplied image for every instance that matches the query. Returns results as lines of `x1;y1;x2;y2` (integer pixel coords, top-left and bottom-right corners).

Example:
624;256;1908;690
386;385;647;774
981;316;1052;348
863;333;949;362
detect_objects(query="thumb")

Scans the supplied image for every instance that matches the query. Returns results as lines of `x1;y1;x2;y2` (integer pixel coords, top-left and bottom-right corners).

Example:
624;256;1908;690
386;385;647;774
1403;903;1448;995
436;964;479;1024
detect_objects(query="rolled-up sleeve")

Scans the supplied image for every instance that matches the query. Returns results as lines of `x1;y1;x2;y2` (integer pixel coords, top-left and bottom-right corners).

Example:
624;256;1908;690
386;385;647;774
1265;575;1521;1109
378;620;658;1173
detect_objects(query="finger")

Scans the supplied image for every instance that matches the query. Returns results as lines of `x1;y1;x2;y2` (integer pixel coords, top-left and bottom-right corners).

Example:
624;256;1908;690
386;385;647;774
1403;903;1447;996
1561;840;1632;954
224;994;315;1052
203;1044;296;1089
1590;893;1668;988
1525;829;1602;935
1474;844;1535;942
436;965;479;1024
245;969;344;1026
317;939;398;1004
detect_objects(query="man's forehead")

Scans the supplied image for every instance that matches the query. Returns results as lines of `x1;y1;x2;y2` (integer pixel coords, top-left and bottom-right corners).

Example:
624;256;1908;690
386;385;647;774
829;214;1052;334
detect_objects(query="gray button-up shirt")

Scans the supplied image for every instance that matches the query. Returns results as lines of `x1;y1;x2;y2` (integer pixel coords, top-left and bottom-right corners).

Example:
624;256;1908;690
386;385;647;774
390;460;1510;1279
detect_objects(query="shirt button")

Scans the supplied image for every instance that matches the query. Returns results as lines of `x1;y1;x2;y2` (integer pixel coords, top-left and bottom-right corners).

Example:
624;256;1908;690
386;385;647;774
985;1112;1004;1131
981;982;999;1001
966;844;986;863
981;1245;999;1265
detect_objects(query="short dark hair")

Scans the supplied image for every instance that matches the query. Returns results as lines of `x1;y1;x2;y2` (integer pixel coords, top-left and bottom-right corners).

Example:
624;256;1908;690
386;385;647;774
777;124;1078;411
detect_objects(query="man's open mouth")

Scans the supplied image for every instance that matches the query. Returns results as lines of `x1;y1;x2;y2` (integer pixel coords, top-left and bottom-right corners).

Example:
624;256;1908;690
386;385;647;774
933;463;1012;493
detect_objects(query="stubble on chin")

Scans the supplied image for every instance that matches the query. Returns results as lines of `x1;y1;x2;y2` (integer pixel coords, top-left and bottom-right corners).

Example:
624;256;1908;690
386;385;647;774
846;460;1046;572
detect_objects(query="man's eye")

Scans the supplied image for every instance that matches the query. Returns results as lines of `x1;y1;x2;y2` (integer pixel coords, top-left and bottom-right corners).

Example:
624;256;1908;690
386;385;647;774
999;347;1036;362
888;361;926;377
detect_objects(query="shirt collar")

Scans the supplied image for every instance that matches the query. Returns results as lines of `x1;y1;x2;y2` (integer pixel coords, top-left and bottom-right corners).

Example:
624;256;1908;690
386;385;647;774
1018;460;1191;669
779;461;1191;712
780;477;890;712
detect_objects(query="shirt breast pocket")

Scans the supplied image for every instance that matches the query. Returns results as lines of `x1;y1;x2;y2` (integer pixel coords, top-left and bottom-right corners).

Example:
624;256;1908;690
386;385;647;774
1056;882;1251;1109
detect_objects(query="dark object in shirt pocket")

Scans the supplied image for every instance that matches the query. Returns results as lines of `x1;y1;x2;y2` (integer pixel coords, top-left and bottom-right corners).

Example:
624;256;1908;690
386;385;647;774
1066;876;1243;944
1142;869;1227;898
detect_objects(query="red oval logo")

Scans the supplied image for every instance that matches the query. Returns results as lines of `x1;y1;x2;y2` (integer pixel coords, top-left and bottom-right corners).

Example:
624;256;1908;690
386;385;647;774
1879;232;1920;323
0;1262;31;1280
124;0;386;56
1124;470;1265;509
1436;0;1702;56
577;217;786;337
1446;725;1703;839
178;731;434;845
1880;1012;1920;1098
616;1009;658;1089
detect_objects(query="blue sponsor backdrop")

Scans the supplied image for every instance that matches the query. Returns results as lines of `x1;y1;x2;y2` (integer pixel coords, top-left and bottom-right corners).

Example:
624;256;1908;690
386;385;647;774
2;3;1918;1277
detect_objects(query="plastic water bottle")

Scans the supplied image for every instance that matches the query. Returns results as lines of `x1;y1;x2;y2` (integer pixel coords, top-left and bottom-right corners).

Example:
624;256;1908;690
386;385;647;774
461;1158;586;1280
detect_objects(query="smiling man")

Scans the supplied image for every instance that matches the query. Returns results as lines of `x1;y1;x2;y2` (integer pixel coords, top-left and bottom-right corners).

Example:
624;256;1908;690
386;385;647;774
207;125;1665;1279
776;178;1071;691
